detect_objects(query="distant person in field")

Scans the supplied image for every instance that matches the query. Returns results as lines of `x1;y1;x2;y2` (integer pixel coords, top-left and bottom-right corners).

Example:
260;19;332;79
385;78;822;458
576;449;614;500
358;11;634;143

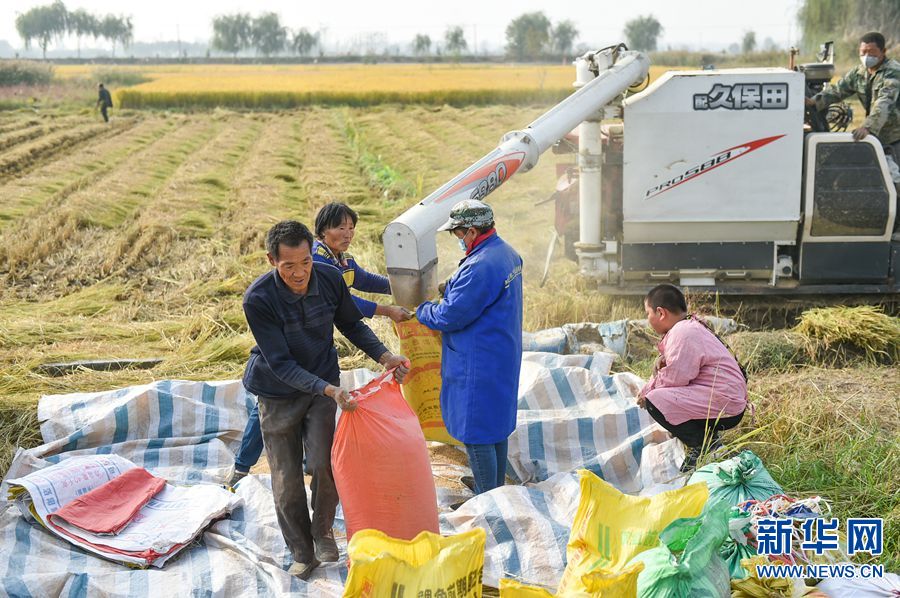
416;199;524;495
805;31;899;179
96;83;113;123
229;202;410;487
240;220;408;580
636;284;748;472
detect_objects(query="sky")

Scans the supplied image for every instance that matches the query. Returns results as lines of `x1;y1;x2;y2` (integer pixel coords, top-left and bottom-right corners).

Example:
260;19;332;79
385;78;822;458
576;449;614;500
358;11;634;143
1;0;805;53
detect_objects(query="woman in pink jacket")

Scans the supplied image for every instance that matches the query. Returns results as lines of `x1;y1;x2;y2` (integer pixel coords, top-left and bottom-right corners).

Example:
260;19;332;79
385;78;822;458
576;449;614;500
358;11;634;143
637;284;748;472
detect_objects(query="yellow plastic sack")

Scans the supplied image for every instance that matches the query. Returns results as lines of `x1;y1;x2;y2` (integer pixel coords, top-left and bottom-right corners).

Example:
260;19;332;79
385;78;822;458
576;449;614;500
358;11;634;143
344;528;486;598
499;579;555;597
557;470;709;595
394;318;459;445
499;564;644;598
731;556;815;598
573;564;644;597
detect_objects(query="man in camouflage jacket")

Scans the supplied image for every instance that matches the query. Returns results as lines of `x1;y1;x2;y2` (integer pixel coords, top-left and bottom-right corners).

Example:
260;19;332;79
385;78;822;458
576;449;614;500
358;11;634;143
808;31;899;154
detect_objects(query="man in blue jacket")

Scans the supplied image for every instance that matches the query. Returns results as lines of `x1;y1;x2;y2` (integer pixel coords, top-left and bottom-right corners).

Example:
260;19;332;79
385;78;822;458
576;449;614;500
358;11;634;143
96;83;113;122
229;204;410;485
417;199;524;495
241;220;408;580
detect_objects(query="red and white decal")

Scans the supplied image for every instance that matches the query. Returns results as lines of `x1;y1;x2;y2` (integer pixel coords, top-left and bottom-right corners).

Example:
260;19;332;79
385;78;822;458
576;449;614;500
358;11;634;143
644;135;785;199
435;152;526;204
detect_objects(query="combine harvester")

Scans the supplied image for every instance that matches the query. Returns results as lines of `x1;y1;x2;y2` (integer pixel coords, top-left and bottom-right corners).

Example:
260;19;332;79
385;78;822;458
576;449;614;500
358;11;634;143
384;44;899;308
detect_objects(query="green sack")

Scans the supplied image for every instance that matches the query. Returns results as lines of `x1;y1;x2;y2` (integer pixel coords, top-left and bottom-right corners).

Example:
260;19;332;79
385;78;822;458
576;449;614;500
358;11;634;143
720;508;756;580
688;450;783;510
628;502;732;598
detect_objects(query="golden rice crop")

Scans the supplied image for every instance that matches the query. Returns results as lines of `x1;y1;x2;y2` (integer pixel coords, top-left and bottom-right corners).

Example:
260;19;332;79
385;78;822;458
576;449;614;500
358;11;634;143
53;64;675;109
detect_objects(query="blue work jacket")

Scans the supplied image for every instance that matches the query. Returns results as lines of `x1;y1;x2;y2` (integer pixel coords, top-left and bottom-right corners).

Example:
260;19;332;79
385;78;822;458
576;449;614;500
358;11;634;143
416;233;524;444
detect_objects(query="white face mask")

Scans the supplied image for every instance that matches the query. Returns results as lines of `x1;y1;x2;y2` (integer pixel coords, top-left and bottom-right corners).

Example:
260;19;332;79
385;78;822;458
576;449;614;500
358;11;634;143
861;55;880;69
458;237;468;252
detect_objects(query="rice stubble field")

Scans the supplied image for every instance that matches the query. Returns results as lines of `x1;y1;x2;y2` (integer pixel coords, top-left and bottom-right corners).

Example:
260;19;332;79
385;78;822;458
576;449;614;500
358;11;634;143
0;67;896;567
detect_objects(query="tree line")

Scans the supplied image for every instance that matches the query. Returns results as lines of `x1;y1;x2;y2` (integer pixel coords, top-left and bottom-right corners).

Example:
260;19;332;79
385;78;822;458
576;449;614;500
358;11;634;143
210;11;581;60
211;13;317;58
798;0;898;51
12;1;896;62
15;0;133;59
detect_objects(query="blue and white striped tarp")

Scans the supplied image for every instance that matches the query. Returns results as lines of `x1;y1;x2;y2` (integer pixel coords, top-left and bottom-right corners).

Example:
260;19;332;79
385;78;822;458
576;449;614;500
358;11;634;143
522;320;629;357
0;377;367;597
433;350;686;587
1;352;684;595
508;353;684;493
439;438;684;591
441;472;581;589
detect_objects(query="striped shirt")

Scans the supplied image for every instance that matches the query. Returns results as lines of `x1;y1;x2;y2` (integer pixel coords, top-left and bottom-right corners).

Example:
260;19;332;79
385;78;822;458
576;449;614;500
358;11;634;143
312;240;391;318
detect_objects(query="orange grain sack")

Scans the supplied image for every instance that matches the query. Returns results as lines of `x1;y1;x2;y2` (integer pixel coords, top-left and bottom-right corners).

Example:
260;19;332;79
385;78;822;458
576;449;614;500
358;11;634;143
332;370;439;542
394;318;459;445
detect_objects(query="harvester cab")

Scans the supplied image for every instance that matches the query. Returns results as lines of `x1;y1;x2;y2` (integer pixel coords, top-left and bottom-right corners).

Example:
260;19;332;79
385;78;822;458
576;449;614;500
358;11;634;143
384;44;899;306
799;41;853;134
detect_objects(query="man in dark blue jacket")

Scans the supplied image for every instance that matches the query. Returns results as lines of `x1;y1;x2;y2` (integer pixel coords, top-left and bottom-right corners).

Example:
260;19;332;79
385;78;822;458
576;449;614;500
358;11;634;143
96;83;112;122
229;203;411;483
241;220;408;580
417;200;524;495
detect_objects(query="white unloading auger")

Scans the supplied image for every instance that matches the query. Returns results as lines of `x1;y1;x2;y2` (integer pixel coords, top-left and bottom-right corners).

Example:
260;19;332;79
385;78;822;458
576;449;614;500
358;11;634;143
383;46;649;307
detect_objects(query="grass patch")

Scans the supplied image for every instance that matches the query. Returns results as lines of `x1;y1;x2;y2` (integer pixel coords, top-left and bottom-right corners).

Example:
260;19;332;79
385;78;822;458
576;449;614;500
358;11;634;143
176;211;214;236
117;88;572;110
0;403;42;474
0;61;53;87
729;330;808;373
0;121;119;183
743;366;900;570
198;175;228;190
524;267;642;331
340;110;416;200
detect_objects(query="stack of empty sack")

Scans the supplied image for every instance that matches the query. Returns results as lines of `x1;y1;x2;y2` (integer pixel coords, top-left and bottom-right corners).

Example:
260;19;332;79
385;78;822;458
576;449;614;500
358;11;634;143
6;454;240;568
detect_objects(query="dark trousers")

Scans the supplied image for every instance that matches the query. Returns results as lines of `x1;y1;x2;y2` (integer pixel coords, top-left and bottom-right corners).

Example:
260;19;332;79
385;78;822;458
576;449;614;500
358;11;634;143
258;392;338;564
645;399;744;448
100;105;109;122
465;440;508;494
